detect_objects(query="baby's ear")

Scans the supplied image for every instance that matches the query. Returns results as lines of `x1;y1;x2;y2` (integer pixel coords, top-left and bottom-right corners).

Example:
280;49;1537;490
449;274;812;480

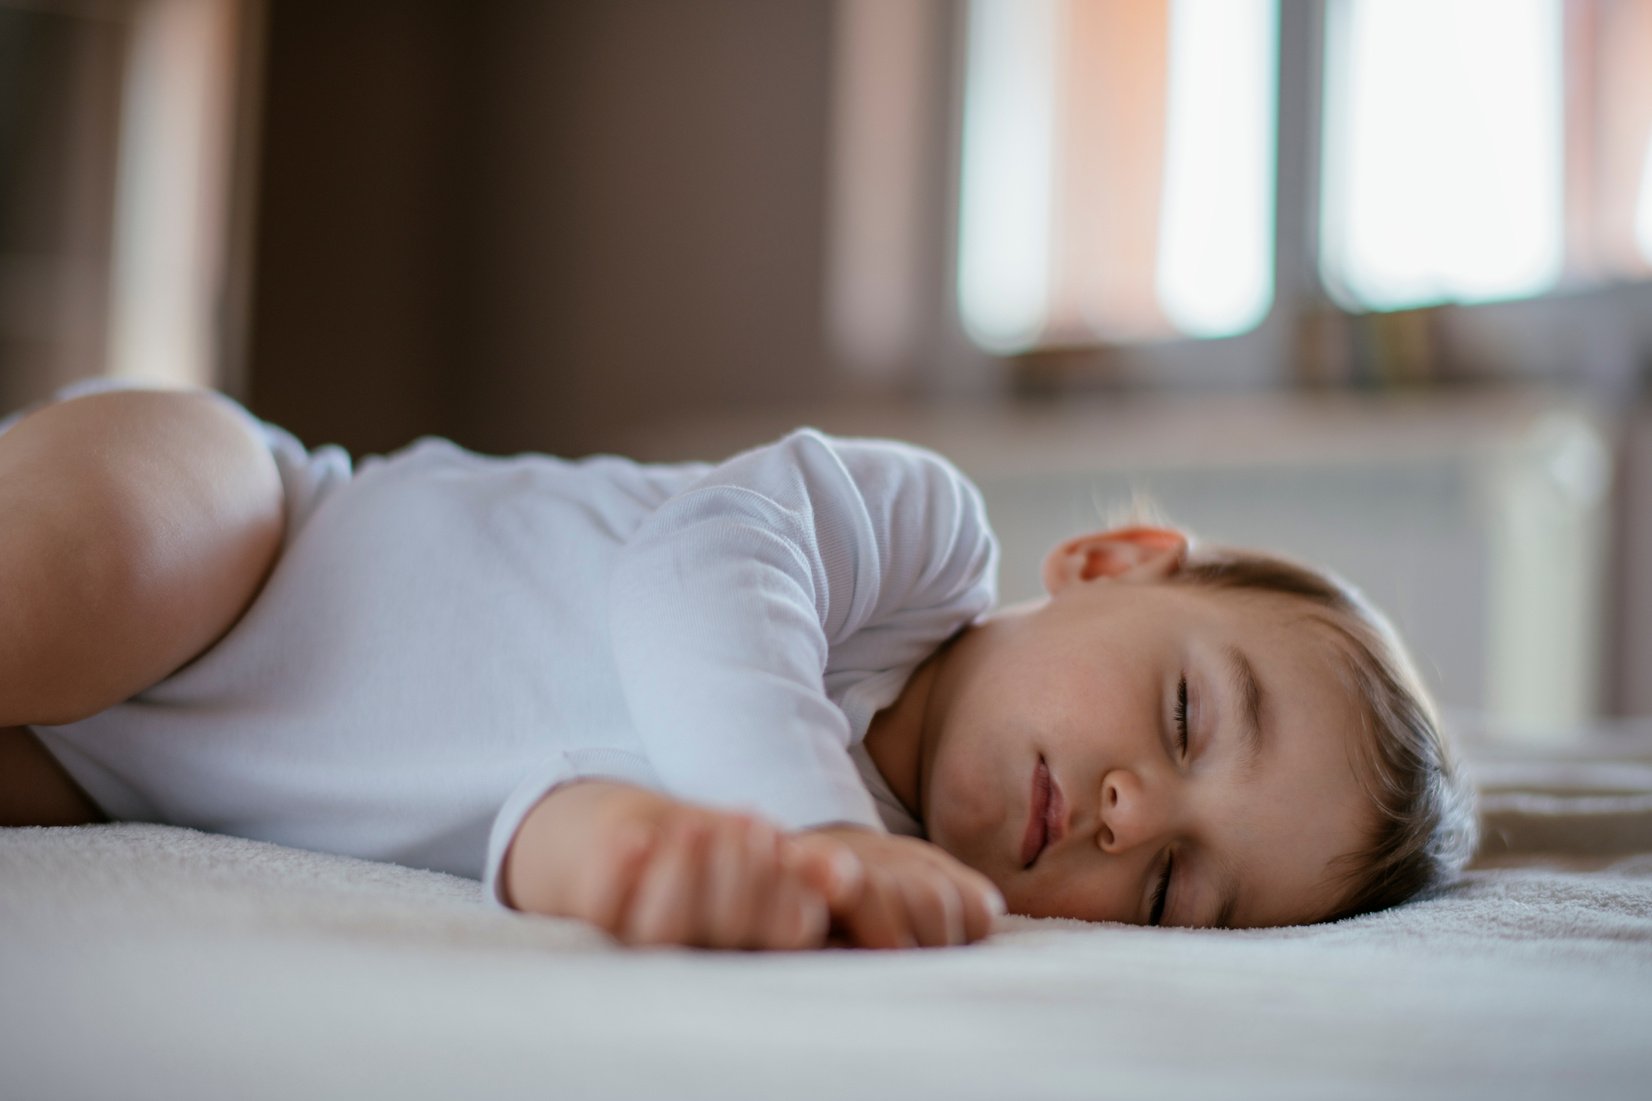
1041;527;1189;594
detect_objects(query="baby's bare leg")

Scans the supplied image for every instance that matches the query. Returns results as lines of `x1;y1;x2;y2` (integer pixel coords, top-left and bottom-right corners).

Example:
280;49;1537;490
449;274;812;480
0;388;285;729
0;725;103;826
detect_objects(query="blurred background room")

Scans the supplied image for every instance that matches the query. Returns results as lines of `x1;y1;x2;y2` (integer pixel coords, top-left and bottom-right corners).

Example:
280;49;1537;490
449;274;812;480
2;0;1650;741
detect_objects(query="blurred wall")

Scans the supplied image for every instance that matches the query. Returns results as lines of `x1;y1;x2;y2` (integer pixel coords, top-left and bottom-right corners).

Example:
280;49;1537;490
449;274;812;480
0;9;124;409
247;0;839;458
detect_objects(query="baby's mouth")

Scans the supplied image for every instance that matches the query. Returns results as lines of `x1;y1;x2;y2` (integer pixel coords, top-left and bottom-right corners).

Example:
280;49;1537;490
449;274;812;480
1020;757;1064;869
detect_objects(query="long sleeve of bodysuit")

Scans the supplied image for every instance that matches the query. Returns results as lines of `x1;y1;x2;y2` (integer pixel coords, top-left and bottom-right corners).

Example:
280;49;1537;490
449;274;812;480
605;428;998;832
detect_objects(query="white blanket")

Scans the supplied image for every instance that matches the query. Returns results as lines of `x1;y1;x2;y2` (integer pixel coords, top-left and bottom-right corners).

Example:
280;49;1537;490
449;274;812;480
4;733;1651;1101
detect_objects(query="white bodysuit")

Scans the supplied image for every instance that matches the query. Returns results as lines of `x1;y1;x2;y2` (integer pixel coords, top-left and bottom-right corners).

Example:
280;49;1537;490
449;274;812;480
12;383;999;903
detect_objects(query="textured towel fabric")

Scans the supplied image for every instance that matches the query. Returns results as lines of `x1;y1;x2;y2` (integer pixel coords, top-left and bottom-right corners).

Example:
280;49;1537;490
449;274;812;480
4;731;1651;1101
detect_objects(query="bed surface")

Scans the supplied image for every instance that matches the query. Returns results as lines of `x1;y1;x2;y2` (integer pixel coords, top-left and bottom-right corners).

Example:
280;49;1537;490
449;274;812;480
4;730;1650;1101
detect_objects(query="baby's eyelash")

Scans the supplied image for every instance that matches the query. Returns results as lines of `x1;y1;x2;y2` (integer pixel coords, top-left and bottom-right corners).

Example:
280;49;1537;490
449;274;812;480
1174;676;1189;754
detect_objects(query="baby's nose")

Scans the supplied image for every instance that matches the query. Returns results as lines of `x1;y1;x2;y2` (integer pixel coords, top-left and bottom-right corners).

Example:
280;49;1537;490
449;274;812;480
1096;769;1157;853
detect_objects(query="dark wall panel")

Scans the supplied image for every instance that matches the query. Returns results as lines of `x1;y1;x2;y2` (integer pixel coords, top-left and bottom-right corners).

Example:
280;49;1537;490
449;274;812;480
247;0;834;459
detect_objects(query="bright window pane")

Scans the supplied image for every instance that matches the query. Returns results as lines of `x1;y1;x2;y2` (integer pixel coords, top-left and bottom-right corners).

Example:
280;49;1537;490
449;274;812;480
956;0;1060;353
1156;0;1277;338
1639;136;1652;264
957;0;1277;352
1320;0;1564;311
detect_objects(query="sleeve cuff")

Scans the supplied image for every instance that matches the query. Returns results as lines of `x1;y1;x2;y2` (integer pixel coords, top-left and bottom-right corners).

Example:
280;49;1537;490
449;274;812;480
482;748;661;908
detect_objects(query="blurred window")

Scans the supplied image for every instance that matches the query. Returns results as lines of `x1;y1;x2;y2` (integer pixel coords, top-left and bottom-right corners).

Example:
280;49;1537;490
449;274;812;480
956;0;1278;353
1320;0;1652;312
1319;0;1565;311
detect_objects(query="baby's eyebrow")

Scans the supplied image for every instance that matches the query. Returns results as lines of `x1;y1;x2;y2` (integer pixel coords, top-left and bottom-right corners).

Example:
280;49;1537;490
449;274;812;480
1224;644;1266;777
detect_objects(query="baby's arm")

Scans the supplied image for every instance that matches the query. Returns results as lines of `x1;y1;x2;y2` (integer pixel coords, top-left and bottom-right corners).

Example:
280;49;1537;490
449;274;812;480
502;781;1002;950
606;431;997;839
501;780;855;949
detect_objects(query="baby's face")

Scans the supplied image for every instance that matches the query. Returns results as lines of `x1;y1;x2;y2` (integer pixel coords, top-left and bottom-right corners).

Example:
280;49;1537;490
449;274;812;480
916;580;1373;929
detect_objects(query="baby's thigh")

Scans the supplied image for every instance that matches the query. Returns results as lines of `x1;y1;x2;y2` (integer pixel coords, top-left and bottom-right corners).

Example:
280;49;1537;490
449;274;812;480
0;725;104;826
0;388;285;726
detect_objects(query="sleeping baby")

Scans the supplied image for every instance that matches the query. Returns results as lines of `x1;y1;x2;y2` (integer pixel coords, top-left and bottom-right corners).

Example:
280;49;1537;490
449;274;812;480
0;382;1478;949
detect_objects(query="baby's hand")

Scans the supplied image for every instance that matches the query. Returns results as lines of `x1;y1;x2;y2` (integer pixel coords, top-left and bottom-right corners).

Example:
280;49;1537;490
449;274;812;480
503;781;846;950
788;826;1005;949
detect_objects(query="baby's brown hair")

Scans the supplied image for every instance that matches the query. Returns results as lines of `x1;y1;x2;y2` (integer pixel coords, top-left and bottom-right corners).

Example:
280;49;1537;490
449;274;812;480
1166;542;1479;921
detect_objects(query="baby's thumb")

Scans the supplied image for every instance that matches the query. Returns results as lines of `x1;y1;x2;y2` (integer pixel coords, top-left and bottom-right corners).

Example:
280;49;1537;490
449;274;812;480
794;841;863;908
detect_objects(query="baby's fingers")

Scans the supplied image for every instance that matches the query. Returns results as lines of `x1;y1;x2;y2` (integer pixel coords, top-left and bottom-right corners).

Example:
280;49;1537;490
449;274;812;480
581;822;658;936
786;838;863;910
956;876;1004;942
766;869;829;950
701;818;828;950
836;867;915;950
912;854;1003;944
701;816;779;948
621;820;706;946
902;875;967;948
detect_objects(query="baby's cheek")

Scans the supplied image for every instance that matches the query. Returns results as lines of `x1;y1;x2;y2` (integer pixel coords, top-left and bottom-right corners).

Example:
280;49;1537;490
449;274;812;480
921;813;994;884
923;756;1000;857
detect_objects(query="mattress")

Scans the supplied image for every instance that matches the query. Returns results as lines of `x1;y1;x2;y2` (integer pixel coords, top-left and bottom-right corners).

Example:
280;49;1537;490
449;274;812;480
2;724;1649;1101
